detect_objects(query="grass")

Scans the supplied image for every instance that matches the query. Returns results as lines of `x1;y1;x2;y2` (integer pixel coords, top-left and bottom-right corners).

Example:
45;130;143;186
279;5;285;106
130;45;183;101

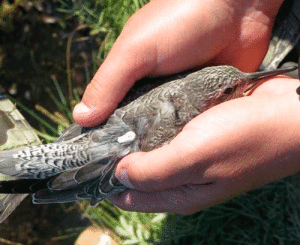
57;0;149;60
2;0;300;244
8;75;76;142
82;177;300;244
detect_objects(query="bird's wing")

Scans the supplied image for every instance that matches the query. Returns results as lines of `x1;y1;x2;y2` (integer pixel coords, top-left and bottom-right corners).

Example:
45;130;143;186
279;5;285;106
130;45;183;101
49;157;118;190
32;157;127;205
0;156;127;205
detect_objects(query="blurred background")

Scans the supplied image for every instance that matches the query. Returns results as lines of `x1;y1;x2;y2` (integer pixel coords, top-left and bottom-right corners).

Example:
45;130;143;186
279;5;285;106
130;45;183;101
1;0;300;244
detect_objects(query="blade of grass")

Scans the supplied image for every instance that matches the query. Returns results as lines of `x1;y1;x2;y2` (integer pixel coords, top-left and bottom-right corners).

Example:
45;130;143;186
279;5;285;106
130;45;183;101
0;238;23;245
35;104;70;128
51;75;68;107
8;96;59;136
66;30;75;105
45;87;73;123
35;130;58;142
73;88;81;103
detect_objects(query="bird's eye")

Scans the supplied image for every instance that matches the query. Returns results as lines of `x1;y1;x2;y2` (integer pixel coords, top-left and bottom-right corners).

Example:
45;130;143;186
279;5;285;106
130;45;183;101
224;86;236;95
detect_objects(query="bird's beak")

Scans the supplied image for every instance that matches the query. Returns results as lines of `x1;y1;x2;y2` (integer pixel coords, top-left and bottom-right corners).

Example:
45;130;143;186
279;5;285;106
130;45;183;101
243;64;298;96
246;65;298;83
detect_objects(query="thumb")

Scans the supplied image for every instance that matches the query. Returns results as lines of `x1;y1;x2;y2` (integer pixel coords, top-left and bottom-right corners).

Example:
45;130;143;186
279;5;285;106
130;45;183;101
115;137;201;192
73;44;151;127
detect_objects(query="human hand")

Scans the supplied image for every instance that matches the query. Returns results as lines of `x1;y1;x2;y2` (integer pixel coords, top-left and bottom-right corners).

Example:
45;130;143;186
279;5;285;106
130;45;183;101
73;0;284;126
72;0;288;213
108;76;300;214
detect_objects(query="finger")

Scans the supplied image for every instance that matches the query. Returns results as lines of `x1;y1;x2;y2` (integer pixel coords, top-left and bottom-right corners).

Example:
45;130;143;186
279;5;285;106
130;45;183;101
72;41;154;126
115;130;213;192
108;182;229;214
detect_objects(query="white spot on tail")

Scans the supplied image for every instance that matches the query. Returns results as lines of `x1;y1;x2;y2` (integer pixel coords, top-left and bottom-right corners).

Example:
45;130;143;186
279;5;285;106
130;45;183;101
117;131;136;144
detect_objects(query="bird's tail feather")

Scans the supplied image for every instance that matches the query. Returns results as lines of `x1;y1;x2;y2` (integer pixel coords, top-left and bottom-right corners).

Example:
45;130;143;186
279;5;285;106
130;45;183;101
33;187;91;204
0;178;51;193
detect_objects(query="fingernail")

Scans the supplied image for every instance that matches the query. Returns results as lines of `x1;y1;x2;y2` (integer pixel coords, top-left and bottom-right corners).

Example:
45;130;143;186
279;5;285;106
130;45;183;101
74;102;90;114
117;168;134;188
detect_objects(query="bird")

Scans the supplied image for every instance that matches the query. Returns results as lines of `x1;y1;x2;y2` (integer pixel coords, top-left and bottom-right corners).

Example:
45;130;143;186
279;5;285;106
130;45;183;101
0;64;297;223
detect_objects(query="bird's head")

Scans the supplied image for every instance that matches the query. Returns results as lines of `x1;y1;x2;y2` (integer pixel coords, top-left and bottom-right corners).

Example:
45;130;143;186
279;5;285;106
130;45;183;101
185;65;297;111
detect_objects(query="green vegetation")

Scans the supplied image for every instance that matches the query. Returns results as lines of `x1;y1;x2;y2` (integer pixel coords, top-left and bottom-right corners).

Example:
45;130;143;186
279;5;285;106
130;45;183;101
1;0;300;244
83;177;300;244
57;0;149;59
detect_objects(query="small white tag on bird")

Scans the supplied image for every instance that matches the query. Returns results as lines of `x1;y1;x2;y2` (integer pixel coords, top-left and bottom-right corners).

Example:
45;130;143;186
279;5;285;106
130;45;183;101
117;131;136;144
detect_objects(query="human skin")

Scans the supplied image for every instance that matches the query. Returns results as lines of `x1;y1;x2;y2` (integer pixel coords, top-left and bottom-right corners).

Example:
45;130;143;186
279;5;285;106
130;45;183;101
72;0;300;214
